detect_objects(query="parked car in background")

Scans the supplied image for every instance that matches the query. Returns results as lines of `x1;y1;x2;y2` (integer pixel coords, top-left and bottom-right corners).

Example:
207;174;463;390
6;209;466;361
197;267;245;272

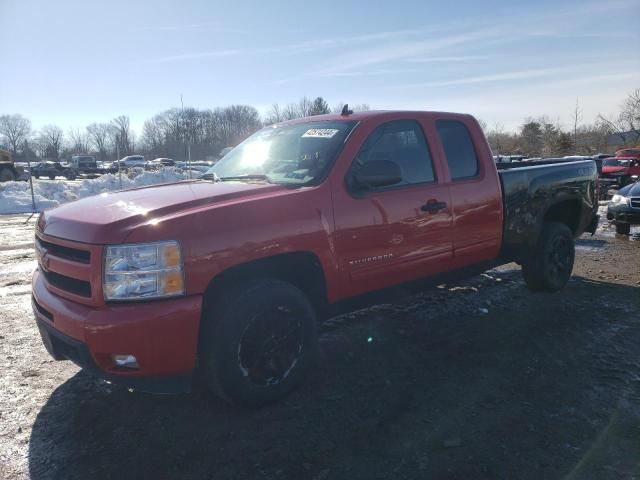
113;155;146;170
174;161;213;177
600;157;640;187
607;179;640;234
494;155;527;163
146;158;175;170
69;154;103;177
31;161;76;180
614;147;640;159
593;153;614;160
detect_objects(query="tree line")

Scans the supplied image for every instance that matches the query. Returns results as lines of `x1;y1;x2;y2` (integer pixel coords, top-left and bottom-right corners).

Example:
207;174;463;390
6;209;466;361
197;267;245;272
1;90;638;164
484;89;639;157
0;96;359;163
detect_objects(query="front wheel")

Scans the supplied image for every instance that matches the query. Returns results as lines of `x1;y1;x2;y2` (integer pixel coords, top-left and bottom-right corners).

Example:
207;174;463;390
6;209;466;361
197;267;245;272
48;175;55;180
199;279;319;407
616;223;631;235
522;222;575;293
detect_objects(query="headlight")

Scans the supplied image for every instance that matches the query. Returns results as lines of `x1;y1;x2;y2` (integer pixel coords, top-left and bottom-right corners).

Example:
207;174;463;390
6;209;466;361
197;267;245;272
104;241;184;301
610;194;627;205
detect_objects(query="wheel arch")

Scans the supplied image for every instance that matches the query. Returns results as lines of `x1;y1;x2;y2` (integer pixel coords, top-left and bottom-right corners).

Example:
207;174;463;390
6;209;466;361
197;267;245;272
543;198;582;236
202;251;329;316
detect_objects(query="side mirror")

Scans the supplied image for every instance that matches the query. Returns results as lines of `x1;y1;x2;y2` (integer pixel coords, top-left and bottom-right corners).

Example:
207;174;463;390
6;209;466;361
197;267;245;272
352;160;402;189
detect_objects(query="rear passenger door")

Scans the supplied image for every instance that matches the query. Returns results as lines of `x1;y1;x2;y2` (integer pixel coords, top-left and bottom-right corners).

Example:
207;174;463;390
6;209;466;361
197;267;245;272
333;119;453;297
434;118;503;268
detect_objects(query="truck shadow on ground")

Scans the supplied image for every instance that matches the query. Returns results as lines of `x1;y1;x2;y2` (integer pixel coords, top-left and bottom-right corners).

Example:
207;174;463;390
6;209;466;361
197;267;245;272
28;276;640;480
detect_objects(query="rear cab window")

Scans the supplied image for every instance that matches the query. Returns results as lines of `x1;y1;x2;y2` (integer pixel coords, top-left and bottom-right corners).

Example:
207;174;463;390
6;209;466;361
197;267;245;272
436;120;479;180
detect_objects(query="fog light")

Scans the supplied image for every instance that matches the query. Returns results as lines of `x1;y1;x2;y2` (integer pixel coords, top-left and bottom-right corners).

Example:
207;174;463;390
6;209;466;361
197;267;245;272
112;354;139;369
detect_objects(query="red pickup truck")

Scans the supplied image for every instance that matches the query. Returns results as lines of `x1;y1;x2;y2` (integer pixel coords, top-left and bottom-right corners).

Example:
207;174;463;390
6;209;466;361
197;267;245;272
600;156;640;187
32;110;599;406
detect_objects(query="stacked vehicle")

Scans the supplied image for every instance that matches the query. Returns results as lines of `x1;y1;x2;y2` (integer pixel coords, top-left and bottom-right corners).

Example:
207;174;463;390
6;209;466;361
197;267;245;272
600;147;640;189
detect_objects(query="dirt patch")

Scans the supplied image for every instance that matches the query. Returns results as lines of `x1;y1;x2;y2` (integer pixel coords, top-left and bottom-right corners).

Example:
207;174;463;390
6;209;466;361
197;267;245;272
0;215;639;480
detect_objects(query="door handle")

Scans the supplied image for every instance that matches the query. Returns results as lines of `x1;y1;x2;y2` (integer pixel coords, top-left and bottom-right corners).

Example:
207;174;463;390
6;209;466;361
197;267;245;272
420;200;447;213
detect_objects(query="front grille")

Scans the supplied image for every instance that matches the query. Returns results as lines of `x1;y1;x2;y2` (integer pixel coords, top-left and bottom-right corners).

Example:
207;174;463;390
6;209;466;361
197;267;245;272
32;296;54;321
42;269;92;298
36;237;90;264
630;197;640;209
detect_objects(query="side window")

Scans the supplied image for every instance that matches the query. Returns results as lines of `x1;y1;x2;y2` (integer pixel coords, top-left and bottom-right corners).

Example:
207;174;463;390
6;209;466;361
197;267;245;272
436;120;479;180
352;120;435;187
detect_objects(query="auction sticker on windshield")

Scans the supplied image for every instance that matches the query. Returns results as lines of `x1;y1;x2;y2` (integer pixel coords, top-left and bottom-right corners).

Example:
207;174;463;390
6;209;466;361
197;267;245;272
302;128;339;138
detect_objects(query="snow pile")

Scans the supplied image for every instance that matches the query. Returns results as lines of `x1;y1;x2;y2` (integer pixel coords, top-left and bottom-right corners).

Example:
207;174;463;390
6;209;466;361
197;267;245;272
0;168;193;214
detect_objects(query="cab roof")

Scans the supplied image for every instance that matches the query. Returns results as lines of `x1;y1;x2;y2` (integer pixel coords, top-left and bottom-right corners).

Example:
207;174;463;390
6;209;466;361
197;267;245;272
277;110;474;126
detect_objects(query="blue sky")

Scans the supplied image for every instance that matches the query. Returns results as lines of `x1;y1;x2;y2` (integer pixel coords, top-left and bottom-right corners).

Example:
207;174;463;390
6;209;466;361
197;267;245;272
1;0;639;134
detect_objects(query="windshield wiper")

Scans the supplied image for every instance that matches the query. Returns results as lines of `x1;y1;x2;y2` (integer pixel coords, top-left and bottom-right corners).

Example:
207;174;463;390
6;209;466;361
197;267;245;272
199;173;273;183
218;174;272;183
200;172;219;181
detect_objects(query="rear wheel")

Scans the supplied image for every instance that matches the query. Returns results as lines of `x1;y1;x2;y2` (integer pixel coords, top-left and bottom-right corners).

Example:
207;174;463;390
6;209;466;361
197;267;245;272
199;279;319;407
48;174;55;180
616;223;631;235
522;222;575;293
0;167;16;182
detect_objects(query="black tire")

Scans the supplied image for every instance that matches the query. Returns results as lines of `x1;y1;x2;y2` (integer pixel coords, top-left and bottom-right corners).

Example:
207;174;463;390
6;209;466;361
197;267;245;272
199;279;319;407
48;175;55;180
522;222;575;293
0;167;16;182
34;174;39;179
615;223;631;235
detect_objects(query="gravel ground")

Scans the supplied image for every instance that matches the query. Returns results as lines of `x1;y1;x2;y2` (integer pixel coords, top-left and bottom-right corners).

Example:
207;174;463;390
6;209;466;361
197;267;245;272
0;211;639;480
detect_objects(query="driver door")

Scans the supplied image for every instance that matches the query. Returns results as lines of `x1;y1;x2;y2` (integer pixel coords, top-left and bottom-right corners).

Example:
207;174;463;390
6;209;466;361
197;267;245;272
332;119;453;297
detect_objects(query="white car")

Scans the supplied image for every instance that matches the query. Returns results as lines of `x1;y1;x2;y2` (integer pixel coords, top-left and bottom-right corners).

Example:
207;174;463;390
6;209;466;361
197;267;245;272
115;155;146;169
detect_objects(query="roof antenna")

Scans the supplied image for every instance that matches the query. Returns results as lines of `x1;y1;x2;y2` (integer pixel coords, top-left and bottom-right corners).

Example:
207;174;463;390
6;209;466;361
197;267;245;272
341;104;353;116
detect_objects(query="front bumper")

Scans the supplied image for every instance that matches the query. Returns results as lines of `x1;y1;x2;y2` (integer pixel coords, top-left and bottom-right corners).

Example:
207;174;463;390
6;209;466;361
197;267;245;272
607;203;640;225
32;269;203;394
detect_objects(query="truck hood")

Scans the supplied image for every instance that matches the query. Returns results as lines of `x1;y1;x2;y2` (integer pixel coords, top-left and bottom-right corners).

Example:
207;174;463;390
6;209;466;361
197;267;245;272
39;180;285;244
602;166;628;174
618;180;640;197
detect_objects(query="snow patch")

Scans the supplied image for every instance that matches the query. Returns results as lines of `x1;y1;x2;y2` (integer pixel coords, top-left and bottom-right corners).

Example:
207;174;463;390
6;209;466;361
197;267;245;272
0;168;192;214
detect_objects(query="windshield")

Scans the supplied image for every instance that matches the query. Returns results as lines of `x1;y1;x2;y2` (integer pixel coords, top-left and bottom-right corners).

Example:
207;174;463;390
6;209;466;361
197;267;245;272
603;159;630;166
206;121;356;185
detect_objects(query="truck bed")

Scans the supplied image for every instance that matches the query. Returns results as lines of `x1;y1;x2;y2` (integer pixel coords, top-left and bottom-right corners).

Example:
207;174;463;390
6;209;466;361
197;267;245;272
497;159;598;261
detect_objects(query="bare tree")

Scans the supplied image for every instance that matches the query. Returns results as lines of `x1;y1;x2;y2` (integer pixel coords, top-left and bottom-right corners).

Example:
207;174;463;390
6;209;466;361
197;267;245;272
67;127;90;153
620;88;640;137
264;104;284;125
86;123;110;160
41;125;64;160
486;122;506;155
0;114;32;154
572;98;582;151
141;116;165;157
110;115;133;156
597;88;640;146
